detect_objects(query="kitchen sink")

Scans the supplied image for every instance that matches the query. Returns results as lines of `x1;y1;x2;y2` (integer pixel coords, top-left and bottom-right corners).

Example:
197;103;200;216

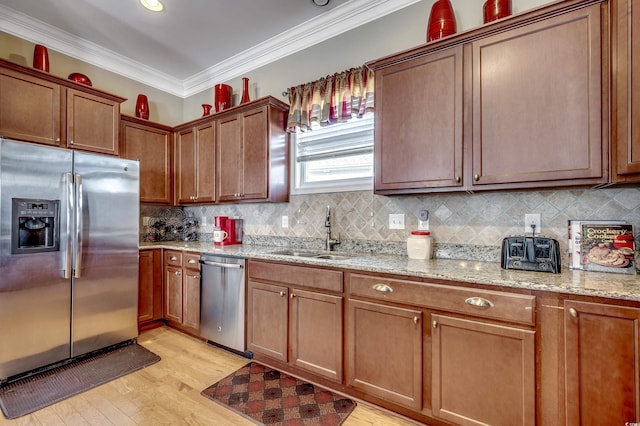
269;249;351;260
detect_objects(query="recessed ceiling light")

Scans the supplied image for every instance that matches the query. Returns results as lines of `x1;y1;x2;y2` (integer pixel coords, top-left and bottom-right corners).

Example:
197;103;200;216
140;0;164;12
312;0;330;6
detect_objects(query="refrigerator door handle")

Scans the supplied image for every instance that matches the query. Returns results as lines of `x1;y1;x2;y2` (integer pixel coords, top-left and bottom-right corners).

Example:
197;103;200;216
74;174;83;279
63;173;74;279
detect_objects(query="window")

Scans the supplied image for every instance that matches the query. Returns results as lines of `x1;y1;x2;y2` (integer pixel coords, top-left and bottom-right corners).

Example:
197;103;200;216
291;113;374;194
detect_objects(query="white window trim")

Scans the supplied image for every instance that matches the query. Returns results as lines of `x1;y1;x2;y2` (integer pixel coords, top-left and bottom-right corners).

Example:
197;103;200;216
290;114;374;195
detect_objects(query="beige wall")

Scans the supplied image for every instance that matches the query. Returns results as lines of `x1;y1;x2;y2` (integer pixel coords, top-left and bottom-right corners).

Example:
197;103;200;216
0;32;184;126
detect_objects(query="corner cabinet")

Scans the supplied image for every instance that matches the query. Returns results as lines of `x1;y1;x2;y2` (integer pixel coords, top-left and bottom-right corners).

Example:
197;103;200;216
564;300;640;425
0;59;124;155
612;0;640;182
121;115;173;204
216;97;289;203
369;0;607;194
174;121;215;205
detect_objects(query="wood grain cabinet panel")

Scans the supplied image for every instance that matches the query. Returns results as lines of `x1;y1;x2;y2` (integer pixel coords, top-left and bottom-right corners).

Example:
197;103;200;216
175;122;215;204
564;300;640;425
471;4;605;188
247;281;289;362
138;249;163;328
121;116;173;204
0;68;61;146
612;0;640;181
347;299;423;410
374;46;463;193
66;88;120;155
431;314;535;426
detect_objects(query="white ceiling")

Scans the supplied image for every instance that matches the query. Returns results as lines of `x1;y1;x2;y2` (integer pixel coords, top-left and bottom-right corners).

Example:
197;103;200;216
0;0;420;97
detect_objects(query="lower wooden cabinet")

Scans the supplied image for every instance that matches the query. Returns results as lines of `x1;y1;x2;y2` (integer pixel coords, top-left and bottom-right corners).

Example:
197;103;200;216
431;314;535;426
564;300;640;425
247;260;344;382
164;250;200;332
346;299;423;410
138;249;163;329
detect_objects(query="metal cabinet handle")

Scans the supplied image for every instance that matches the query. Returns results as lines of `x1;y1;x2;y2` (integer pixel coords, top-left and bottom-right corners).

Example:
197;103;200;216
170;256;177;261
473;174;480;181
413;316;419;324
191;274;200;279
56;137;61;143
569;308;578;318
279;291;286;297
290;293;296;299
175;271;181;276
432;320;437;329
372;283;393;293
455;176;461;183
465;296;494;309
188;259;196;264
69;140;74;145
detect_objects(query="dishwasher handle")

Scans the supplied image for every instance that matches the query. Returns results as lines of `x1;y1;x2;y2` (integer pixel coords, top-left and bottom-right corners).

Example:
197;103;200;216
200;260;243;269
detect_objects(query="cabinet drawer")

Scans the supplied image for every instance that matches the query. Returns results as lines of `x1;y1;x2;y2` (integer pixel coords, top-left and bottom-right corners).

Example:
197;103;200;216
164;250;183;267
248;260;343;293
183;252;200;270
349;274;535;325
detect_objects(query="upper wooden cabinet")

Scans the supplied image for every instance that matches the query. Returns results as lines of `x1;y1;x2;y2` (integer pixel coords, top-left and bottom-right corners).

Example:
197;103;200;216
612;0;640;182
369;0;607;194
215;97;289;203
121;115;173;204
174;121;215;205
374;46;464;192
0;59;124;155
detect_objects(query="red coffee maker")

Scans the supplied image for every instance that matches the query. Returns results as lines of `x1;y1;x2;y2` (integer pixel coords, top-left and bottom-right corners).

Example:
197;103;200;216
214;216;243;246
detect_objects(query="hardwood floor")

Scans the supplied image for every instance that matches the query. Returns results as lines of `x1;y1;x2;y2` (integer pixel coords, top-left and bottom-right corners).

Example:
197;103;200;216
0;327;418;425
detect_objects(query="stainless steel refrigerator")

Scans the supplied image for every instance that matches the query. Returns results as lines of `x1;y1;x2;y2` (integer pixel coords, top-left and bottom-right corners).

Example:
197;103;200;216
0;138;140;382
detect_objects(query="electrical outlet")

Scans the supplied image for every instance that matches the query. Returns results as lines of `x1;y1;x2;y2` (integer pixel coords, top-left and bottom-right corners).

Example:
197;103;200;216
389;214;405;230
524;213;541;234
282;215;289;228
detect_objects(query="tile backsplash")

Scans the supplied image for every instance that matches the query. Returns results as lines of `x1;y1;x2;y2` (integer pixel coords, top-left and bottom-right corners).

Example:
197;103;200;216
141;187;640;262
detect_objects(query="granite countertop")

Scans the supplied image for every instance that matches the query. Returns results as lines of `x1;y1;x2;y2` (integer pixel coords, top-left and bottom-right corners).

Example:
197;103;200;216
140;242;640;303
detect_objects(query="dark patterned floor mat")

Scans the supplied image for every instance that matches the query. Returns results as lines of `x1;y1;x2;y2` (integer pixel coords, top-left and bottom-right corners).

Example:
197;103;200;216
0;343;160;419
202;362;356;425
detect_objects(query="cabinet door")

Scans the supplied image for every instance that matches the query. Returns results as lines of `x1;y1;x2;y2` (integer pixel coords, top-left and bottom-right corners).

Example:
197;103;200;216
374;46;463;193
247;281;288;362
612;0;640;180
290;289;343;382
194;122;215;203
565;300;640;425
241;106;268;200
216;114;243;201
164;265;183;324
138;249;162;324
347;299;422;410
66;88;120;155
471;4;604;187
431;314;535;426
183;267;201;330
175;128;196;204
121;120;172;204
0;69;61;146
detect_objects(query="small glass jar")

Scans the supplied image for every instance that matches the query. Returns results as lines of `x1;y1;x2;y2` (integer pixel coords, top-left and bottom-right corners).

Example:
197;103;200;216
407;231;433;260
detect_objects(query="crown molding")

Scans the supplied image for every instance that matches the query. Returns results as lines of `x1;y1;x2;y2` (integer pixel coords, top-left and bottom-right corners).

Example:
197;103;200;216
0;0;420;98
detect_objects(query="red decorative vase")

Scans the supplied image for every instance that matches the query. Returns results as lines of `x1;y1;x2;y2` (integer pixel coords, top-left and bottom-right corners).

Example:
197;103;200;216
135;94;150;120
214;84;233;112
33;44;49;72
202;104;212;116
240;77;250;104
427;0;457;42
483;0;511;23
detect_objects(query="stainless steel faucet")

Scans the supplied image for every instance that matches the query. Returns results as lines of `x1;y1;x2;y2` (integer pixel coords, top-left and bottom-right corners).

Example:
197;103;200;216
325;205;340;251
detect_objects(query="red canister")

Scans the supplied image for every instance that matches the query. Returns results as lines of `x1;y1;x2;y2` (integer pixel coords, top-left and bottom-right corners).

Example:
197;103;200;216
214;84;233;112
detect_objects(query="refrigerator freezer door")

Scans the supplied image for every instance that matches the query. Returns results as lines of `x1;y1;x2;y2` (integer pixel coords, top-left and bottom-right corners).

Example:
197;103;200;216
0;139;73;381
71;152;140;357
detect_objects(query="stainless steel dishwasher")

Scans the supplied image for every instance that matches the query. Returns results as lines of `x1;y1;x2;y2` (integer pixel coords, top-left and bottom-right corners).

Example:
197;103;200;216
199;253;250;356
